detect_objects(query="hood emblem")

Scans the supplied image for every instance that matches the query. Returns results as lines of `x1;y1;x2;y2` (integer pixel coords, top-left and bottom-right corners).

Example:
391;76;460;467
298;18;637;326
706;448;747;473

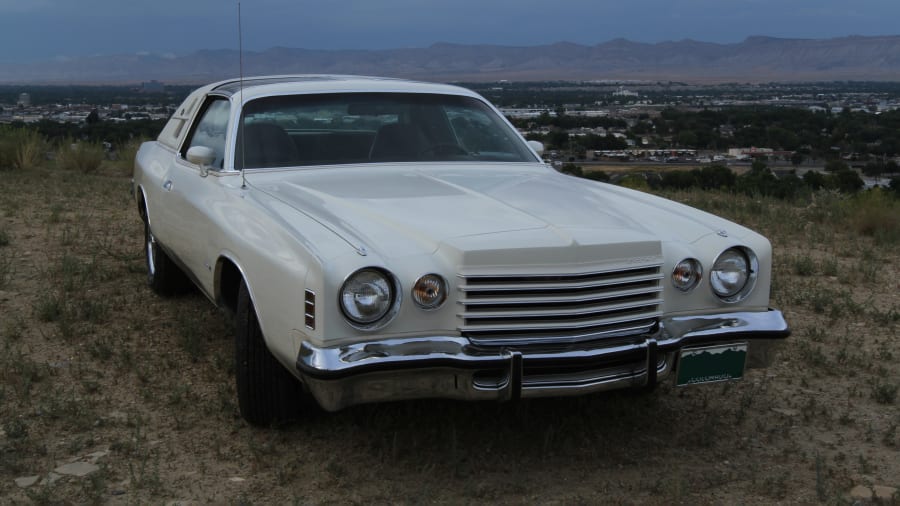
717;230;729;238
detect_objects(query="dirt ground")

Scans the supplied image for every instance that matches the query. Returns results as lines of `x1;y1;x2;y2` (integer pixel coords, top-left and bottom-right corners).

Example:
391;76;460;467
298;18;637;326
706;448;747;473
0;166;897;504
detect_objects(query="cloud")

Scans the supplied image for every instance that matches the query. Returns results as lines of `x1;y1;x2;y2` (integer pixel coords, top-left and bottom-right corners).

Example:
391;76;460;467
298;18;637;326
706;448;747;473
0;0;55;12
2;0;899;64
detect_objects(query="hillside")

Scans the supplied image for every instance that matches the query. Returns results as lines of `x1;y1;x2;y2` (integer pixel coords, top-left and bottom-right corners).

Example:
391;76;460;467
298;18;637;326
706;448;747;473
4;35;900;83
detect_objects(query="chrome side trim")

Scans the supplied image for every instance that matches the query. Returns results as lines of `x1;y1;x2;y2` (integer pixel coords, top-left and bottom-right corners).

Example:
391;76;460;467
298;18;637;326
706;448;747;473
296;309;789;411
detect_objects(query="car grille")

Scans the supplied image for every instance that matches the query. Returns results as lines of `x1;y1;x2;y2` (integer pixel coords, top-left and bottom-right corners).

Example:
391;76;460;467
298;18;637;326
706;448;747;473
458;263;663;346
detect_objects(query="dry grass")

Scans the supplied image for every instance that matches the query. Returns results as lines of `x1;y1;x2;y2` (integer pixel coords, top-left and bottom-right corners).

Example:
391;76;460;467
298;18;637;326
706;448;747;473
111;139;143;177
848;189;900;245
0;166;897;504
0;127;48;171
55;138;106;174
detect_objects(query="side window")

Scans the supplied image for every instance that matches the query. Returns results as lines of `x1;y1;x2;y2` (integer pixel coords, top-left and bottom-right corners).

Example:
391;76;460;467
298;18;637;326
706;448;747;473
183;98;230;169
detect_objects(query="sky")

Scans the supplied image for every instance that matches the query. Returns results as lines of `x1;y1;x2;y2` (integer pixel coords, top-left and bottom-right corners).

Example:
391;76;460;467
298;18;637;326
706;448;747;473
0;0;898;64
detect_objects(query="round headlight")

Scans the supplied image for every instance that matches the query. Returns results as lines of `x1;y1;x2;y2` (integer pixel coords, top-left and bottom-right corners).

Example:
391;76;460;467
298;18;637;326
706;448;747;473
672;258;702;292
340;268;397;327
710;248;755;301
412;274;447;310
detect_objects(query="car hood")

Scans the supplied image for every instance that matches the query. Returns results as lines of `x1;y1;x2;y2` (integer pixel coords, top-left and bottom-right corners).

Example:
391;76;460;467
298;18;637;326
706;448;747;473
247;163;750;261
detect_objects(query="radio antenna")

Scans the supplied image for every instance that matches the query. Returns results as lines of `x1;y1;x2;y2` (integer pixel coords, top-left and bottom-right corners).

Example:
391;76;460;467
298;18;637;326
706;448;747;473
238;1;247;189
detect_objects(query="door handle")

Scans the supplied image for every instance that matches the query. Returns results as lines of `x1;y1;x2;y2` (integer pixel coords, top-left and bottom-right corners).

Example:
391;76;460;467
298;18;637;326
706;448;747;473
163;180;173;191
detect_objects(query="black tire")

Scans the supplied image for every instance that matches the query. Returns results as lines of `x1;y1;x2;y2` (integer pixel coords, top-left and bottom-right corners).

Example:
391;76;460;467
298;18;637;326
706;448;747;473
235;280;308;425
143;218;190;295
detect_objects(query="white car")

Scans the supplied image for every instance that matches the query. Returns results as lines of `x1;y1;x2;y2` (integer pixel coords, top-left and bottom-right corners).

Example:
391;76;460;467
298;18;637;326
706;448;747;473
133;75;789;425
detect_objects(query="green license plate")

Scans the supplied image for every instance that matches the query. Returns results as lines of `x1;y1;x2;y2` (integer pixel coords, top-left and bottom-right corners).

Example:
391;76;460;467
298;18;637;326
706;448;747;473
676;343;747;386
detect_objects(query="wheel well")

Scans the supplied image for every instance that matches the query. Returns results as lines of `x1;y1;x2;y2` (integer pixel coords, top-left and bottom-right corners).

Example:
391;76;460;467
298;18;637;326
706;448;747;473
217;258;243;314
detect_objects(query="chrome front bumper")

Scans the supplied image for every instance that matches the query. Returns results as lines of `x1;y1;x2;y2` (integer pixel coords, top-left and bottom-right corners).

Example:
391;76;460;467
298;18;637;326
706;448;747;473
296;310;789;411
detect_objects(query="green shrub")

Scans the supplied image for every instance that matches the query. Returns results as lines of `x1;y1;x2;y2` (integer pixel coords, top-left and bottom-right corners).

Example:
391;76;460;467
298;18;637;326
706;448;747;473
829;169;864;194
825;159;849;173
56;139;105;173
113;139;143;176
696;164;736;190
848;189;900;245
560;163;583;177
13;129;47;170
0;128;12;170
736;163;781;198
0;126;47;170
803;170;827;190
660;170;698;190
618;174;650;191
584;170;610;182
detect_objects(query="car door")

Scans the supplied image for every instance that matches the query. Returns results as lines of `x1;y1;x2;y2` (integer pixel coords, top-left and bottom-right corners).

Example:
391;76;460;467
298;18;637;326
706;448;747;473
152;95;231;291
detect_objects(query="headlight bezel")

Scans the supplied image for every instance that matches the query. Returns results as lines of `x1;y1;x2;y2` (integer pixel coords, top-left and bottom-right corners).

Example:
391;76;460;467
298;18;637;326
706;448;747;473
338;267;402;331
710;246;758;303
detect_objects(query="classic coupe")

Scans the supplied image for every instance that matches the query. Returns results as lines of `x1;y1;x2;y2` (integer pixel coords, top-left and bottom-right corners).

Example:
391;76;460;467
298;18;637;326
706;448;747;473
133;75;789;425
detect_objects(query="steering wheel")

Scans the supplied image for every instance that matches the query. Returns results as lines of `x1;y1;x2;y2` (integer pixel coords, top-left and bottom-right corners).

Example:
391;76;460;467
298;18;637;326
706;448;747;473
419;143;470;157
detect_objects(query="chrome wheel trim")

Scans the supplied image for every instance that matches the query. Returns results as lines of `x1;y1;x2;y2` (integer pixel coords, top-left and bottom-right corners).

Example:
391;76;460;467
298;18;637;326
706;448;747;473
146;227;157;276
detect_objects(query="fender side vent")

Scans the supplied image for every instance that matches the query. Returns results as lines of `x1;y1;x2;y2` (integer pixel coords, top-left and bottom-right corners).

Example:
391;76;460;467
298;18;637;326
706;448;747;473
305;289;316;330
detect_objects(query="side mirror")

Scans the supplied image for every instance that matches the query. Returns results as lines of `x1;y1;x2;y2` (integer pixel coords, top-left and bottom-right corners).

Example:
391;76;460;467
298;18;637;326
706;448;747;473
186;146;216;176
527;140;545;156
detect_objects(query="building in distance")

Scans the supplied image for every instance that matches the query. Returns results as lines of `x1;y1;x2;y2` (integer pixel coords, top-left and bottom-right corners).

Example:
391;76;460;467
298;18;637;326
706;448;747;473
141;80;165;93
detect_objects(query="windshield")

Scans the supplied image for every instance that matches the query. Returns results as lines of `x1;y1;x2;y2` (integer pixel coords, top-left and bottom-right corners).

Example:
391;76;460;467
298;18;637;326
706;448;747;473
235;93;536;169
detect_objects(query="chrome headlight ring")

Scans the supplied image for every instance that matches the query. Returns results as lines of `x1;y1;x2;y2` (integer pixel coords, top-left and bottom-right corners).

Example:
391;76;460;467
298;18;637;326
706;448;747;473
710;247;758;303
339;267;402;331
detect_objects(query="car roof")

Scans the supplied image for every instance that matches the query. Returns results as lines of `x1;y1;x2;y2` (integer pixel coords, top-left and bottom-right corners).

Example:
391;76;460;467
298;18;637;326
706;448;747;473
205;75;479;101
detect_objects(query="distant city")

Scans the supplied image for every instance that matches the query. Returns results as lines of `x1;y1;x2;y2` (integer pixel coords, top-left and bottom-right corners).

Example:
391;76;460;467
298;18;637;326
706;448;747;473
0;81;174;124
5;80;900;125
2;80;899;187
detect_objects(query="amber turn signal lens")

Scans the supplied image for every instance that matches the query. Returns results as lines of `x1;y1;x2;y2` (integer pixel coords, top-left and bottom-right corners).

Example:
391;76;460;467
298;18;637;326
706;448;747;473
672;258;702;292
412;274;447;310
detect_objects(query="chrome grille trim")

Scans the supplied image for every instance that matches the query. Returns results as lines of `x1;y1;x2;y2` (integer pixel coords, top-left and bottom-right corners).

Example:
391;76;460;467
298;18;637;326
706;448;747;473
458;263;663;346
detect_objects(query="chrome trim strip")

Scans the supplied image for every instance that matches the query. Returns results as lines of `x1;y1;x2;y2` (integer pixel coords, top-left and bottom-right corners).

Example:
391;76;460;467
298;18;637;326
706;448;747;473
459;310;663;332
457;263;664;280
457;274;663;293
459;286;663;306
459;298;663;319
465;321;658;347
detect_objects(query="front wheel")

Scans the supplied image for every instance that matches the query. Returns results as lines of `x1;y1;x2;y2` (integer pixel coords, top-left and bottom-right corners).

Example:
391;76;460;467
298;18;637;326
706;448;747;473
235;280;309;425
143;219;189;295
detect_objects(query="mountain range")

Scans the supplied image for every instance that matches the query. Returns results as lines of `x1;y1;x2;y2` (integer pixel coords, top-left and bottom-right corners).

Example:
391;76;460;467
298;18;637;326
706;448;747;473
3;35;900;84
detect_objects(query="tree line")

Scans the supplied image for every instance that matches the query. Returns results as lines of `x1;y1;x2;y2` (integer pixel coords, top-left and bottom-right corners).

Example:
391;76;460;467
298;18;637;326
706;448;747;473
511;105;900;164
561;161;900;200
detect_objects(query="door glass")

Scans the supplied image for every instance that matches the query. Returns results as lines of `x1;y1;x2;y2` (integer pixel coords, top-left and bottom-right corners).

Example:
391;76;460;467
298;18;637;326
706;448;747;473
184;98;230;169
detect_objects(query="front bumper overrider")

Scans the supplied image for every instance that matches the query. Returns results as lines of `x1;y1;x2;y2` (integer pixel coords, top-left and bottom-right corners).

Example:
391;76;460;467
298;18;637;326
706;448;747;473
296;309;790;411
